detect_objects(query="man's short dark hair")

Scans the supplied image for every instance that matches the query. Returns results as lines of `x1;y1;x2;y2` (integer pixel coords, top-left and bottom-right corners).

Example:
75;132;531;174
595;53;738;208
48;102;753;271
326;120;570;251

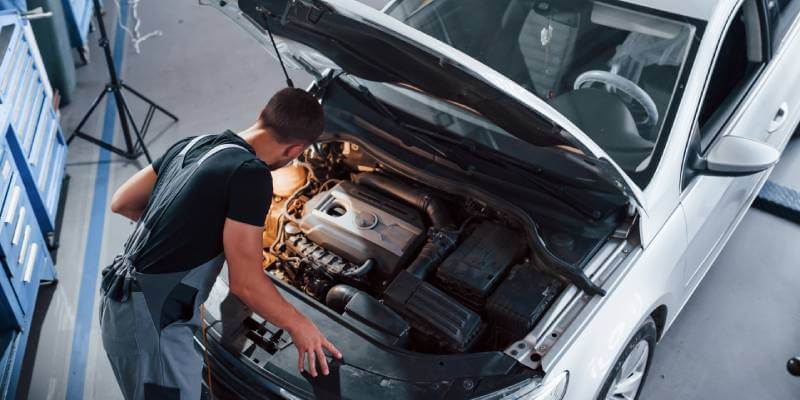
258;88;324;144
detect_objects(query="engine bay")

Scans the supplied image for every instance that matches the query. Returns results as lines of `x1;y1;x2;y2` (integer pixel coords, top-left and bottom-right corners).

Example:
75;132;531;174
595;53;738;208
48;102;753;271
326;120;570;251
263;141;565;354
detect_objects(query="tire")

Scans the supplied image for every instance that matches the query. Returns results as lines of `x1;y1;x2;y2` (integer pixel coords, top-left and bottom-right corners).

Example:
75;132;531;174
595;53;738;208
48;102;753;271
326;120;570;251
596;317;657;400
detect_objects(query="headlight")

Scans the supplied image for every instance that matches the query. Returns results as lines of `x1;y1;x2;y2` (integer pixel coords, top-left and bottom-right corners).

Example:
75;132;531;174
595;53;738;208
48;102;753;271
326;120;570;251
472;371;569;400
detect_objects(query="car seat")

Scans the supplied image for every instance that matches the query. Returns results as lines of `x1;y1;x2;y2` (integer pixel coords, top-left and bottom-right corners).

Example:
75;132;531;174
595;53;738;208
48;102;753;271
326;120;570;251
517;0;585;98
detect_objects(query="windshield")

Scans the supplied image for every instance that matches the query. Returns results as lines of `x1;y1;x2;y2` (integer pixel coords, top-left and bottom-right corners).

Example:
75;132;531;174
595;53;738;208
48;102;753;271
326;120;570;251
386;0;700;185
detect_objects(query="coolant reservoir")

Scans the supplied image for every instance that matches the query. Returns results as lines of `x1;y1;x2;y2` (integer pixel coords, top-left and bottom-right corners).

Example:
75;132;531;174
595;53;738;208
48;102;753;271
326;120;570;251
263;165;308;249
263;198;286;247
271;164;307;197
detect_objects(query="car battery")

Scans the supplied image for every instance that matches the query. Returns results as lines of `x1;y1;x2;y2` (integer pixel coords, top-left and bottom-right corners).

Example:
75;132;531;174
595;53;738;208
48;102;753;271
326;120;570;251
436;222;526;302
485;263;562;340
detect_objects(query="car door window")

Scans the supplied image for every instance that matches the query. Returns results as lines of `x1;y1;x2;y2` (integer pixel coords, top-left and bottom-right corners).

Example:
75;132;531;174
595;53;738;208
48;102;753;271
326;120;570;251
695;0;767;152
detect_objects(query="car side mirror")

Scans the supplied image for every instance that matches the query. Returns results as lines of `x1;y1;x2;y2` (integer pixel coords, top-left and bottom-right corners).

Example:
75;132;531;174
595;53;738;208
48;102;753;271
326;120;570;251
701;135;780;176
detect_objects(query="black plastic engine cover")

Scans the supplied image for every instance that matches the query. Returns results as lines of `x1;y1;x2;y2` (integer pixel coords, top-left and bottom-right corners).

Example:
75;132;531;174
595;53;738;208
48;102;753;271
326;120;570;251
299;181;425;279
485;264;562;340
384;271;484;353
436;222;525;301
343;291;411;348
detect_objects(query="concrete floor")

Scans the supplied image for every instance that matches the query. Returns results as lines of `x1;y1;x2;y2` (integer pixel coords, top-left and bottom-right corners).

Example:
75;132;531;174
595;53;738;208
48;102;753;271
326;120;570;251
15;0;800;399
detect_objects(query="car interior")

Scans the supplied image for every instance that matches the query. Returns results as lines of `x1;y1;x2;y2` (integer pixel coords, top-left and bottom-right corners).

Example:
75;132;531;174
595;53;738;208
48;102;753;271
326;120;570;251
388;0;696;172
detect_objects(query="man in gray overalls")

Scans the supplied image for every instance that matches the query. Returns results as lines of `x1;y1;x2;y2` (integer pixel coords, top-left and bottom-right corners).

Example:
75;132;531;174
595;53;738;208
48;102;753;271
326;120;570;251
100;88;341;400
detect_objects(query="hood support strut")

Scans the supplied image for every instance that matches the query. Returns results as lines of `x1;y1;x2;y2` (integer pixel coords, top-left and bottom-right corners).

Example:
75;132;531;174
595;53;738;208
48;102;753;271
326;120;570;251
258;6;295;87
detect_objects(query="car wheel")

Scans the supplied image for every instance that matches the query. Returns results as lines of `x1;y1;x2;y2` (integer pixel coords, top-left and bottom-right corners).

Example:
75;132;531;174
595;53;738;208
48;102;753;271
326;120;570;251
596;317;657;400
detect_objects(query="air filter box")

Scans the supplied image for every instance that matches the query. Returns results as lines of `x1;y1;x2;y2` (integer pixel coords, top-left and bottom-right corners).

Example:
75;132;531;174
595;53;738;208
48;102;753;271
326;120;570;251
384;271;484;353
436;222;525;301
485;264;562;339
343;291;411;348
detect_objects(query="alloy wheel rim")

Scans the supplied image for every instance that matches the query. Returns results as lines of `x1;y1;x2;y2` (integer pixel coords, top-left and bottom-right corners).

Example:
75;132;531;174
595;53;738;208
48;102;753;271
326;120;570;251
606;340;649;400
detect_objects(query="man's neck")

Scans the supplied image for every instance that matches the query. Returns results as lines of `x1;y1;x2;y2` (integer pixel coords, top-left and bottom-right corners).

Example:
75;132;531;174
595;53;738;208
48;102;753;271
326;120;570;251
237;125;278;165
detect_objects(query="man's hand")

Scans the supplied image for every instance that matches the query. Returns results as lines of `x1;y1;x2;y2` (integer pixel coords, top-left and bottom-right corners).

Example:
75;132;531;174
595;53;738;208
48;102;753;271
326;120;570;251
223;218;343;377
286;315;342;377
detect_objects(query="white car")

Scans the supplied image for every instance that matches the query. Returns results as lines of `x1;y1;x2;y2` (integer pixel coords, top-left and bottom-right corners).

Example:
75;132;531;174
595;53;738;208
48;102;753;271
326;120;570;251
198;0;800;399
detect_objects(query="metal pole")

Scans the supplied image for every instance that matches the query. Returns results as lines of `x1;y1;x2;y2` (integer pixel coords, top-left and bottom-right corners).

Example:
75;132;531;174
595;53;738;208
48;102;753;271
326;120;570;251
92;0;135;152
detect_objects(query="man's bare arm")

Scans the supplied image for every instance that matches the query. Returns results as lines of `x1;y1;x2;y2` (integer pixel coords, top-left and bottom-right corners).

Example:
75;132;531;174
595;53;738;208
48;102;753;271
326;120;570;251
223;218;342;377
110;165;157;221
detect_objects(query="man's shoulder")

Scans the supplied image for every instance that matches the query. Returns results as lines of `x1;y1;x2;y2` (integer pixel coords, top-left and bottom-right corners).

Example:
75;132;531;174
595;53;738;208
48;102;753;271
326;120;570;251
233;158;272;184
195;132;261;170
203;147;265;171
226;157;273;201
198;148;270;191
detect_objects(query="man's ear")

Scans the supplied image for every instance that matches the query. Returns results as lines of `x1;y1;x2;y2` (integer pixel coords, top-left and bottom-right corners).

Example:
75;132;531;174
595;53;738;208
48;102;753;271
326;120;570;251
283;143;307;160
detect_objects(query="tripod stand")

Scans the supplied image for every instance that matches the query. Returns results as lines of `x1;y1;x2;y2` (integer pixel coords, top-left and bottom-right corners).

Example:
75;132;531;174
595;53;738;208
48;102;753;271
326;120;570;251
67;0;177;163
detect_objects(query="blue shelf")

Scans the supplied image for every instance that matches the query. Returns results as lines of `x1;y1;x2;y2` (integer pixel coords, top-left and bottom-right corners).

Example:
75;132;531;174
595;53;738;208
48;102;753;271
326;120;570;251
0;1;26;13
1;12;67;234
0;12;64;400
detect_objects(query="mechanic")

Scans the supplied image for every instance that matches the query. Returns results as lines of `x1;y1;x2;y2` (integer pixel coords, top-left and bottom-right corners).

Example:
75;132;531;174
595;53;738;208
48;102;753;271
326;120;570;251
99;88;341;400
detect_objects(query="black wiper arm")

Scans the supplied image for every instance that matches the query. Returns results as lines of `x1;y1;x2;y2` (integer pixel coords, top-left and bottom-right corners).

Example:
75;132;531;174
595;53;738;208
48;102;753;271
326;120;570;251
472;148;594;216
406;129;449;158
398;122;460;159
407;130;593;216
349;84;591;215
353;84;472;168
398;122;578;205
357;84;397;121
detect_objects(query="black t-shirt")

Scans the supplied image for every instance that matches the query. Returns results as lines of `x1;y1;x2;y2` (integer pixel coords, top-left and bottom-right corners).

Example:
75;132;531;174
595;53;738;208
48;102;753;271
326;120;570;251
132;131;273;273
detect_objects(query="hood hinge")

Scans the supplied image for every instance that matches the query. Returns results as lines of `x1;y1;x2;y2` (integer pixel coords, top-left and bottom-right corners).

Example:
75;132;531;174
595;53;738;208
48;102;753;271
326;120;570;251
612;213;638;239
292;0;332;24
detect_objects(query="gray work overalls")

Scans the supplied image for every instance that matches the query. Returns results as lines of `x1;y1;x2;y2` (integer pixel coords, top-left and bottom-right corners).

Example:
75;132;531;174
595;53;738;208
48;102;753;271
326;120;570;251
99;135;247;400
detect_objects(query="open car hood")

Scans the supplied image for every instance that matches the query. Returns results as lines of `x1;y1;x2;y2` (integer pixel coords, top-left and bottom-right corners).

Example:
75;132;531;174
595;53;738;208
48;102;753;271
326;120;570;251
202;0;645;211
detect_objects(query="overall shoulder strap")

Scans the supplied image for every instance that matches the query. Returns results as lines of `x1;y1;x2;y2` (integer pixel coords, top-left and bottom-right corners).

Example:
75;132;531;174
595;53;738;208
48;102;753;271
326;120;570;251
197;144;249;165
127;135;216;253
178;135;211;157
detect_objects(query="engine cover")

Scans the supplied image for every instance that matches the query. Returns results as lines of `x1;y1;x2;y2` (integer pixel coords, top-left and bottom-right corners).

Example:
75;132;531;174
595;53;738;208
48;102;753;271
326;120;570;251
299;181;425;279
436;222;526;302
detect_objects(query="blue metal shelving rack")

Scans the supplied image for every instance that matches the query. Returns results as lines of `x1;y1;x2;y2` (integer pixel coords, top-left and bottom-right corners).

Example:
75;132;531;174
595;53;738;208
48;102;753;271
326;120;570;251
0;10;67;399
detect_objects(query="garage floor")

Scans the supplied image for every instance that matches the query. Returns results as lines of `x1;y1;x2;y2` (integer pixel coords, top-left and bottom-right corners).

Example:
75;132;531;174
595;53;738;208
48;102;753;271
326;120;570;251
14;0;800;399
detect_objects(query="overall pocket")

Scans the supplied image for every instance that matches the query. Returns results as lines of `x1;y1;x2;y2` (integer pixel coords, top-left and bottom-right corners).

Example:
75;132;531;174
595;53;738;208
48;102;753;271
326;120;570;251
160;283;198;330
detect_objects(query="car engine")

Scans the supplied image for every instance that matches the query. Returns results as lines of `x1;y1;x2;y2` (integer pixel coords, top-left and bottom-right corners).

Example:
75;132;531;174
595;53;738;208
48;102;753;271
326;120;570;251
298;180;426;280
263;142;564;354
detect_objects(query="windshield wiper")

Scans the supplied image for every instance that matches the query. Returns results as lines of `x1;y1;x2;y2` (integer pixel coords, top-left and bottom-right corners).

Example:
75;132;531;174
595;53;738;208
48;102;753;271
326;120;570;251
353;83;475;168
350;82;593;216
357;84;397;121
403;126;596;215
351;83;585;203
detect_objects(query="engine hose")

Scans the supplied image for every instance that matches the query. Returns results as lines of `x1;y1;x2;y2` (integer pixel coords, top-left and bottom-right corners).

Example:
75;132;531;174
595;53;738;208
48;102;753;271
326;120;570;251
354;172;461;280
405;229;459;280
354;172;456;229
341;259;375;278
325;284;362;313
270;178;314;253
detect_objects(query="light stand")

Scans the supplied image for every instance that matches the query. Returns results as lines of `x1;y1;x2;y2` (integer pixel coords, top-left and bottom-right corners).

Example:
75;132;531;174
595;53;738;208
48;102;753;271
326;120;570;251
67;0;177;163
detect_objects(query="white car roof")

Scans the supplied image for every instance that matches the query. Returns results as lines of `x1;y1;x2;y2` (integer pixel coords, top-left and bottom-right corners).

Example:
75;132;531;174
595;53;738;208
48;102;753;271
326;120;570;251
619;0;719;20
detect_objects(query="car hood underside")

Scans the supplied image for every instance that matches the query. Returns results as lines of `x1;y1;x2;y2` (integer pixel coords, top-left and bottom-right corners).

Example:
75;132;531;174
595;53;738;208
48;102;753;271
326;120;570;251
203;0;645;209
